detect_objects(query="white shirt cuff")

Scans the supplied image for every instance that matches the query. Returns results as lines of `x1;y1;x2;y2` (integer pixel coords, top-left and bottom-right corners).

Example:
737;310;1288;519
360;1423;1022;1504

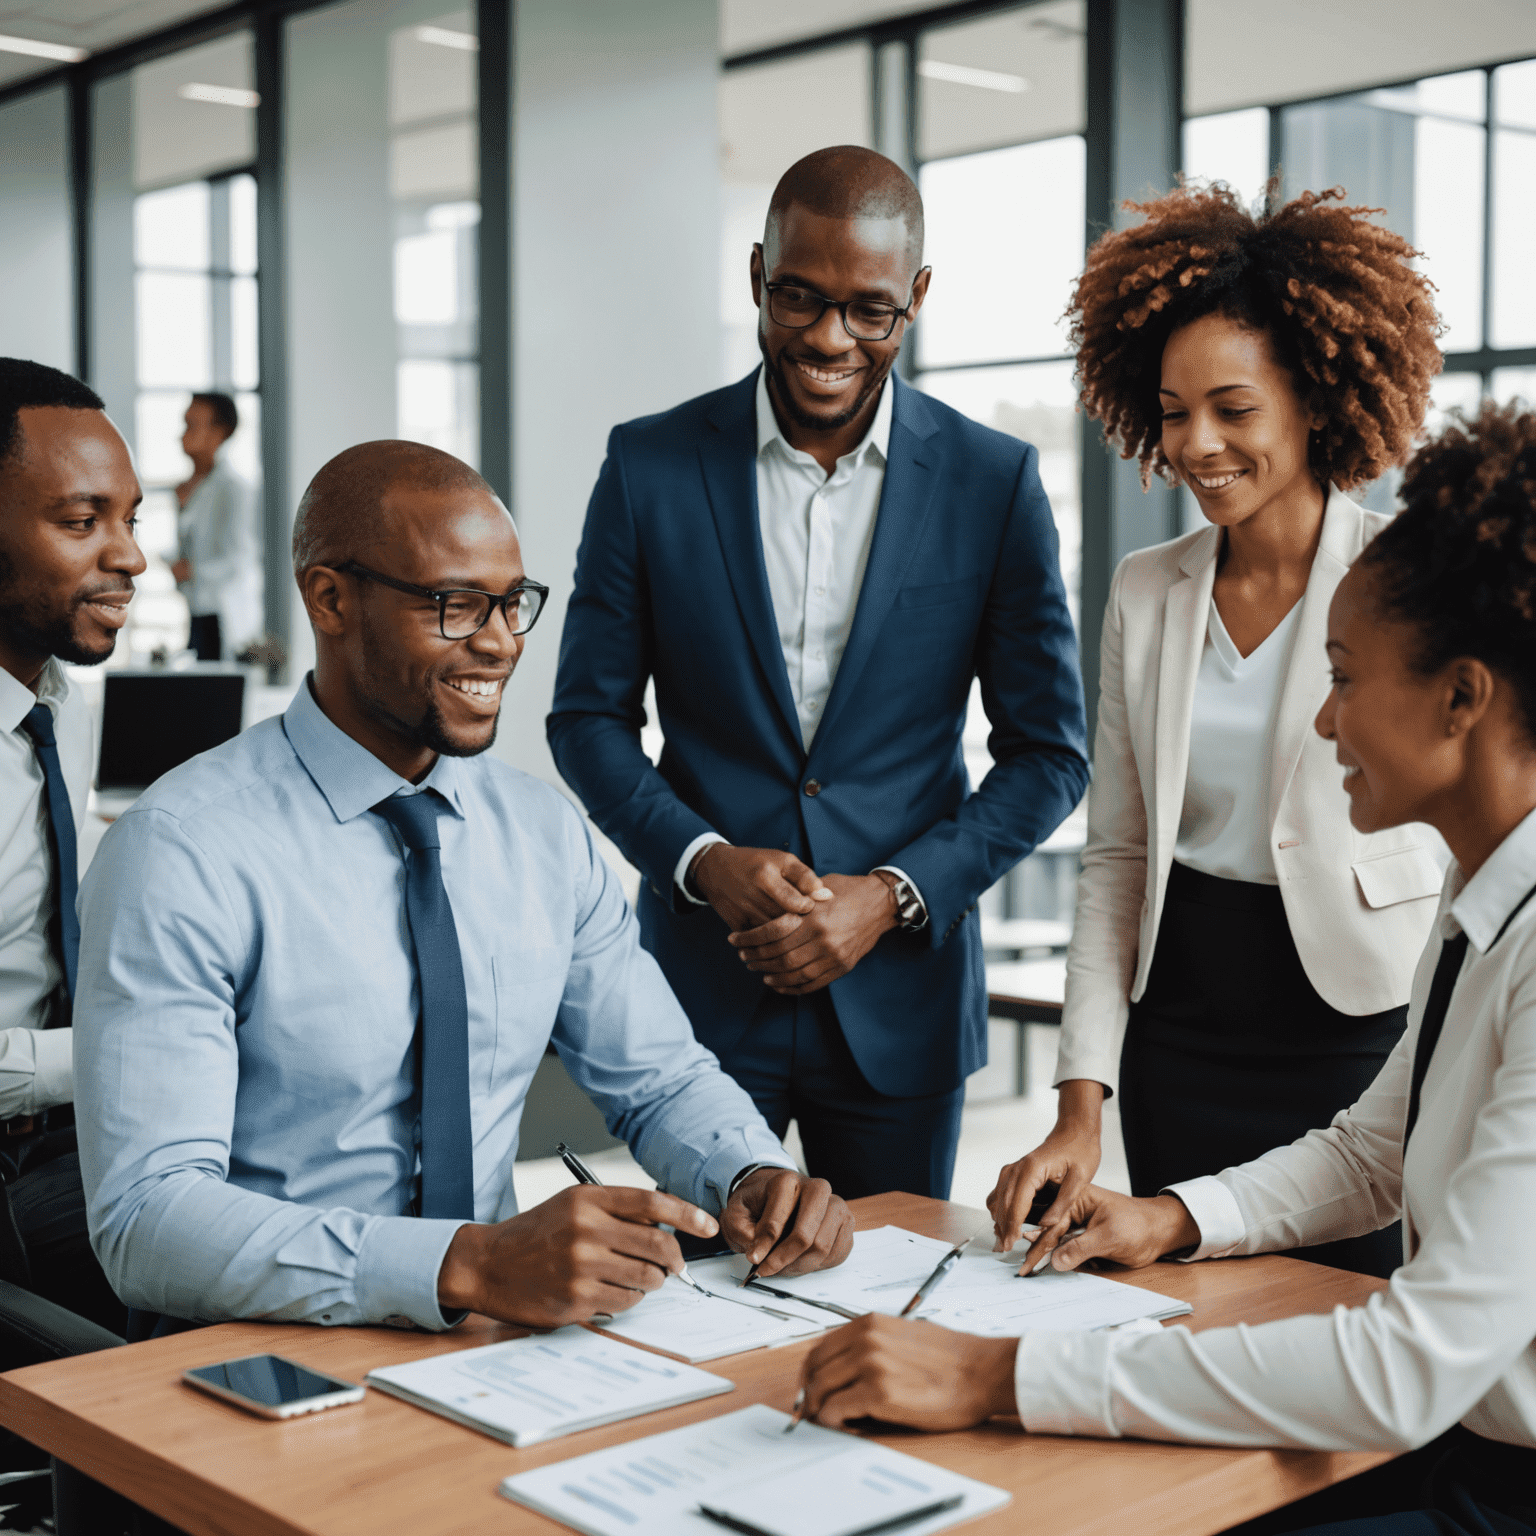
675;833;728;905
1163;1175;1247;1261
356;1216;474;1331
31;1027;74;1113
872;865;929;927
1014;1328;1120;1437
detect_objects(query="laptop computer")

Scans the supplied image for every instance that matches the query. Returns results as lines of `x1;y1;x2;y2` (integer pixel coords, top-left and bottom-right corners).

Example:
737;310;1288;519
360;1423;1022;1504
96;668;247;802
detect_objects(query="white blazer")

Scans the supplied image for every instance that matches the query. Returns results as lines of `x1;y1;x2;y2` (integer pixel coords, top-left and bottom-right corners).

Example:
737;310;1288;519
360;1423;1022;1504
1055;487;1444;1092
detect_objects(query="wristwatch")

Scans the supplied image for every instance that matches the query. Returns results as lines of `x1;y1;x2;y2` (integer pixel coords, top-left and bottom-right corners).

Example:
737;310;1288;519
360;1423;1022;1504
875;870;927;932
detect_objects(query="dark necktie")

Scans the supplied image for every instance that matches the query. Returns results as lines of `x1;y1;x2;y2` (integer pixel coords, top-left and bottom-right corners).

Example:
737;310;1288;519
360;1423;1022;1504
1401;932;1468;1152
21;703;80;1003
371;791;475;1220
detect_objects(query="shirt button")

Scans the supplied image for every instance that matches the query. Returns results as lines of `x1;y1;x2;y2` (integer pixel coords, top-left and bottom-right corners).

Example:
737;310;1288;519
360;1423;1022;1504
815;586;825;596
804;779;822;797
808;700;818;711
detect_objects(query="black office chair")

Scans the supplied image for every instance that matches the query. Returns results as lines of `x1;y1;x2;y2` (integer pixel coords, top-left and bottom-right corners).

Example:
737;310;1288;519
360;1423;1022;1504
0;1184;184;1536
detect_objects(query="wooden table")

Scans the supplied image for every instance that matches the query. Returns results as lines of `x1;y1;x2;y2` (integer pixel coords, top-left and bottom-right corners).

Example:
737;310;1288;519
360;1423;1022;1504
0;1192;1392;1536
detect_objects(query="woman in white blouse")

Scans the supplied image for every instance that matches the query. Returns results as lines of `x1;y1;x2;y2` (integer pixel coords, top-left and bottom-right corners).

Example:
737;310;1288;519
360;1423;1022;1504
989;185;1445;1277
797;403;1536;1531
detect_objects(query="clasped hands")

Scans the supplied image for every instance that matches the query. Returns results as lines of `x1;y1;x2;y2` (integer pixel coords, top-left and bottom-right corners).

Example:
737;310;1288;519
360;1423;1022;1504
691;844;899;995
437;1166;852;1329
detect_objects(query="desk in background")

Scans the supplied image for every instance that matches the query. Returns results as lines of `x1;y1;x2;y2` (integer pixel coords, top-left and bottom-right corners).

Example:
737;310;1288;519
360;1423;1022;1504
0;1192;1394;1536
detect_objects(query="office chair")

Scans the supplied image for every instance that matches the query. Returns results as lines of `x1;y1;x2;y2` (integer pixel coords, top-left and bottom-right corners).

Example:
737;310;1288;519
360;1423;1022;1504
0;1183;185;1536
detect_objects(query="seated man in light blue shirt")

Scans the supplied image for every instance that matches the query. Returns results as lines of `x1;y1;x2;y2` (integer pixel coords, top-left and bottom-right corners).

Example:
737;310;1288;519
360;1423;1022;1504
75;439;852;1332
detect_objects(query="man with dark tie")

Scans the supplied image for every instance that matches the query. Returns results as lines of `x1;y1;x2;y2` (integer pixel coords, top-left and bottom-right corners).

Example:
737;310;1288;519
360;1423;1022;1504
548;147;1089;1198
75;439;852;1334
0;358;143;1337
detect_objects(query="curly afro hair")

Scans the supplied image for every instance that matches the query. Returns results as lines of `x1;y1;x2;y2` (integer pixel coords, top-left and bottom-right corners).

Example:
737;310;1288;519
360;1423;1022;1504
1361;401;1536;742
1068;183;1443;490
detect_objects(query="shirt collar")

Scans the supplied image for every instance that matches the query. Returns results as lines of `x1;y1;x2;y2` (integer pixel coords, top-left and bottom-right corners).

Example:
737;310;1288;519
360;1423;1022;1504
0;657;68;735
282;673;467;825
1447;802;1536;953
754;364;894;472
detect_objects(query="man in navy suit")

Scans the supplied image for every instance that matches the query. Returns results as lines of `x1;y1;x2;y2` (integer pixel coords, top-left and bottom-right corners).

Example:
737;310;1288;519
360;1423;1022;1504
548;147;1087;1199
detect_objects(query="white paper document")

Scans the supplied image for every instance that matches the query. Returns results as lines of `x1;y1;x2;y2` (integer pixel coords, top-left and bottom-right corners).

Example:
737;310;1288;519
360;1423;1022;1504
743;1226;1190;1335
365;1327;732;1447
592;1272;827;1362
499;1402;1009;1536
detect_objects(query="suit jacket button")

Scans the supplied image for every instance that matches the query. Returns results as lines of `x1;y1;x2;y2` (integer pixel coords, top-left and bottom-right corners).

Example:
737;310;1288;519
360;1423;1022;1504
804;779;822;797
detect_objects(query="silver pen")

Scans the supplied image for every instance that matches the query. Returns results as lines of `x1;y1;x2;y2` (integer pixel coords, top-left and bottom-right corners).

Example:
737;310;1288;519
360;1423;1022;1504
898;1238;972;1318
554;1141;711;1297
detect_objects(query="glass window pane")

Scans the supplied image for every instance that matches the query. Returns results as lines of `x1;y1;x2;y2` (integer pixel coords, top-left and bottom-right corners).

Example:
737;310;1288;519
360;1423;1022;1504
227;391;262;484
1282;69;1486;355
136;270;211;389
390;11;476;125
228;171;258;275
1426;371;1483;435
1491;368;1536;409
918;136;1084;368
1491;62;1536;349
1183;108;1269;211
133;390;192;486
719;44;871;384
917;360;1080;623
1414;116;1484;351
132;32;255;191
919;0;1085;161
134;182;209;271
398;358;478;465
0;87;73;370
394;230;458;323
231;274;259;390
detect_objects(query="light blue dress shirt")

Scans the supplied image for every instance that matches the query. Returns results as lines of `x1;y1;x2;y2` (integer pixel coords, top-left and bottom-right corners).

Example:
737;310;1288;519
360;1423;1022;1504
75;678;793;1330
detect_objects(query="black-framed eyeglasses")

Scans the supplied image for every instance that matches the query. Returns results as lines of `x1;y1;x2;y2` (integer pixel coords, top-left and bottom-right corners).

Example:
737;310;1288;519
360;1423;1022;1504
760;268;927;342
337;561;549;641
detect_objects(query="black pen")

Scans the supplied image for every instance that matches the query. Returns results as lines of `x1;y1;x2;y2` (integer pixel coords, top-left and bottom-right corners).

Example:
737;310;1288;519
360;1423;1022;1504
555;1141;711;1296
898;1238;971;1318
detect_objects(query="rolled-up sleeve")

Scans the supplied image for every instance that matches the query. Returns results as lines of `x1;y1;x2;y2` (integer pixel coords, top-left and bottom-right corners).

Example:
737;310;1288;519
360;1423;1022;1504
75;808;464;1330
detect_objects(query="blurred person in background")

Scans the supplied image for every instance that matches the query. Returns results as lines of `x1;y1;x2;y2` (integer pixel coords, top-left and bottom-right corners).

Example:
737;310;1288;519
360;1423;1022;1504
171;391;261;662
0;357;143;1342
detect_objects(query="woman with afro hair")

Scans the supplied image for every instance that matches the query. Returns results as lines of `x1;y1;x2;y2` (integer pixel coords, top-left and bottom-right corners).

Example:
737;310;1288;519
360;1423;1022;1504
990;185;1446;1278
798;406;1536;1528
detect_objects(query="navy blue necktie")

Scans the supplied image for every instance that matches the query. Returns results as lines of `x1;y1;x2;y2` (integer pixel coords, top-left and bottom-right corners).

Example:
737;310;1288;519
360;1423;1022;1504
372;791;476;1220
21;703;80;1003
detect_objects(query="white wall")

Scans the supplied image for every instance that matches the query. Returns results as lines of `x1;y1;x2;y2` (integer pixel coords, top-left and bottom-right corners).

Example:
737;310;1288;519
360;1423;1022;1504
0;88;73;373
499;0;721;788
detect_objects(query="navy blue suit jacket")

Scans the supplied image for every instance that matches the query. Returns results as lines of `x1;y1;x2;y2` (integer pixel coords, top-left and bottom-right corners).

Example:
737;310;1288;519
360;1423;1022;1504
547;371;1088;1098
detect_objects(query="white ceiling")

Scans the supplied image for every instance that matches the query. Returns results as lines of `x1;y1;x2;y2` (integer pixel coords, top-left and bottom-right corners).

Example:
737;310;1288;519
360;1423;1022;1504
5;0;1535;119
0;0;228;88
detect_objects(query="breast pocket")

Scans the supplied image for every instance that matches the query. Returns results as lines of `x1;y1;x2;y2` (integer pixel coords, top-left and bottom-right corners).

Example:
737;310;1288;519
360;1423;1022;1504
489;946;569;1090
1352;846;1444;910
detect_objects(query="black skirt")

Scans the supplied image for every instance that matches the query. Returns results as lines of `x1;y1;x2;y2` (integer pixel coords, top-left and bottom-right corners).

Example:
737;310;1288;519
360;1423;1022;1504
1119;860;1407;1278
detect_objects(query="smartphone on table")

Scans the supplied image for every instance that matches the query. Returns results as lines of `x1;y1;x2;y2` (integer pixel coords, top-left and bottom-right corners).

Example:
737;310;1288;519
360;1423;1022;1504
182;1355;365;1419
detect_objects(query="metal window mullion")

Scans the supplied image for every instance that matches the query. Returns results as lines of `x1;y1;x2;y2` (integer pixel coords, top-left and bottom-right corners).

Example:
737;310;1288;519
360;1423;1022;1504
1481;64;1496;375
254;3;289;664
477;0;512;503
209;175;234;390
69;66;91;382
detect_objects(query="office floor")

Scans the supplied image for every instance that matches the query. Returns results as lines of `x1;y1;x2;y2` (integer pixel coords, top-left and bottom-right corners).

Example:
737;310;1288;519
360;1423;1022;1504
513;1022;1131;1216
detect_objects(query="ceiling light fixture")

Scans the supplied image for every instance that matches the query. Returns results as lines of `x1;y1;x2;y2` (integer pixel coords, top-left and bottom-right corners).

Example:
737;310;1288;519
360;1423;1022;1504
0;32;87;62
917;60;1029;94
414;25;477;51
178;83;260;108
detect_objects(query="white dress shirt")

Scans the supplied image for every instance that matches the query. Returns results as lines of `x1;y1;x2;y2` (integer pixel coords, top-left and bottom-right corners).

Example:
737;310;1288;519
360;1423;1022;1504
0;657;91;1118
1016;804;1536;1452
1174;599;1301;885
674;371;924;918
177;455;262;650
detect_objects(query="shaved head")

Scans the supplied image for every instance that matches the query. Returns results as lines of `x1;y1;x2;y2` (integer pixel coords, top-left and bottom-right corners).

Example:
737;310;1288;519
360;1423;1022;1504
766;146;924;270
292;439;496;576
